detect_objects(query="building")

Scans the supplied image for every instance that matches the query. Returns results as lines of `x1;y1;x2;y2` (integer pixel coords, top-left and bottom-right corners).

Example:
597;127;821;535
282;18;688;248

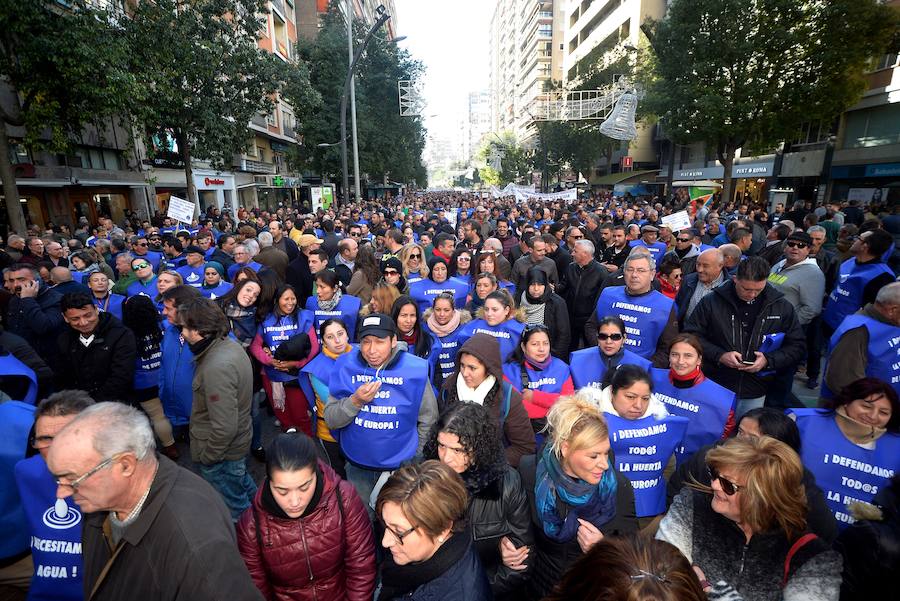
294;0;399;41
467;90;492;161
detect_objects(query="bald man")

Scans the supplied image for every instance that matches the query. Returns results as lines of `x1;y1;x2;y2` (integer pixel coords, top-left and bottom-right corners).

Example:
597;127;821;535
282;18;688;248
50;266;91;297
676;248;727;326
718;243;743;273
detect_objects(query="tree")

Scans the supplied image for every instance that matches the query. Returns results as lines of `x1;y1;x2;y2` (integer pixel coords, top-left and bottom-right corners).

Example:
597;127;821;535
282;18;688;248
125;0;316;208
476;131;533;186
644;0;897;205
0;1;135;234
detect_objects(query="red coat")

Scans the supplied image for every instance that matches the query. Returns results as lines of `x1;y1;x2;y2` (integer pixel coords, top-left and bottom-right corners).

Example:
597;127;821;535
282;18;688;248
236;461;376;601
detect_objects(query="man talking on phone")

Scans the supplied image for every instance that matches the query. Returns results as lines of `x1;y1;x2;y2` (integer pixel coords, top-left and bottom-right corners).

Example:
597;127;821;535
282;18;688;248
3;264;65;366
684;257;805;418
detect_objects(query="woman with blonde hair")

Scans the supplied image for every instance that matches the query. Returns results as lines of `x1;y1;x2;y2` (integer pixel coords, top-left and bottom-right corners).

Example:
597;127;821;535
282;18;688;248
376;461;491;600
399;243;428;285
360;281;400;320
518;394;638;599
657;436;842;600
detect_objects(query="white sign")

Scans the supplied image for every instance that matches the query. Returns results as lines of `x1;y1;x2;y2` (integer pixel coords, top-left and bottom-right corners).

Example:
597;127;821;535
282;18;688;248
661;210;692;232
166;196;195;224
310;187;323;213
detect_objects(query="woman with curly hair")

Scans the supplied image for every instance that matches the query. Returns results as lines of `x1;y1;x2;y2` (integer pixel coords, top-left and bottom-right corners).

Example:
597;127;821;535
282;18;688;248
423;403;534;599
448;247;473;279
122;294;178;460
399;243;428;285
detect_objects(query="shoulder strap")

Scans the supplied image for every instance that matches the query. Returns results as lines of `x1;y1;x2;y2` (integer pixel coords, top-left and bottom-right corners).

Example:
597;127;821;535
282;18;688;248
500;383;512;428
783;533;818;587
519;362;529;392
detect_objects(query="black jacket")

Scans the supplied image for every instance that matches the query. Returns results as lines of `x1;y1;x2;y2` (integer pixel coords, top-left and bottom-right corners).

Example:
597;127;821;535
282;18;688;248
285;254;314;307
0;328;54;401
468;466;534;599
757;241;785;269
547;246;572;287
538;293;571;360
558;259;607;326
517;453;638;600
56;312;136;403
208;248;236;279
5;284;65;366
683;281;805;399
674;271;726;327
812;248;841;295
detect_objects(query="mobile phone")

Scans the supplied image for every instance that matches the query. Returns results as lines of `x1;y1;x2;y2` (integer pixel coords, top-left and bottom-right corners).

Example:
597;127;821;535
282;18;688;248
741;360;755;365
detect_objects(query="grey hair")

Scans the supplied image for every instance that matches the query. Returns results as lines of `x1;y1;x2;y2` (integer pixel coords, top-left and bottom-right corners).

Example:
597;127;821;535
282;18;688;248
257;231;273;248
68;402;156;460
482;237;503;253
624;249;656;272
574;239;595;256
807;225;826;236
876;282;900;306
244;239;260;257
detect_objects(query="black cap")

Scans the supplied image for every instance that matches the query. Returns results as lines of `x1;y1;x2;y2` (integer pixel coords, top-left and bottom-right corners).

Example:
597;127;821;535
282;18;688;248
786;231;813;245
357;313;396;339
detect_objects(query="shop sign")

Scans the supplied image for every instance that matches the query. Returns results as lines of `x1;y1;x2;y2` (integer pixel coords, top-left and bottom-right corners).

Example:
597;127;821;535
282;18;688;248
270;141;291;153
204;177;225;186
273;175;285;187
675;166;724;179
732;162;774;177
865;163;900;178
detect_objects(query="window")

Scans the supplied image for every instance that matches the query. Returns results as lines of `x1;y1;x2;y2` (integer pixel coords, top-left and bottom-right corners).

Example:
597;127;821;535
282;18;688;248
843;104;900;148
266;112;278;128
873;53;899;71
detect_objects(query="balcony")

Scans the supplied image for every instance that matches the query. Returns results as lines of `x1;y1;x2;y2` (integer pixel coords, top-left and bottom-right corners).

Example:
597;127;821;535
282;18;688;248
238;158;276;174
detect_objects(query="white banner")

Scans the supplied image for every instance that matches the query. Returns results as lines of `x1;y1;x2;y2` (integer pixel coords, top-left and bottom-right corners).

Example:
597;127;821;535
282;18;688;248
661;210;692;232
514;188;577;202
310;187;323;213
166;196;195;224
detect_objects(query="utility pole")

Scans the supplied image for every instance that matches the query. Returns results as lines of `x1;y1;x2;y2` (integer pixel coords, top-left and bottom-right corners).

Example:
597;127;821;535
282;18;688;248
345;0;362;203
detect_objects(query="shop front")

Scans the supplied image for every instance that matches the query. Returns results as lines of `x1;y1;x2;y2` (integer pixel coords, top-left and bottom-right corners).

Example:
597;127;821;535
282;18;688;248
829;162;900;206
663;160;776;205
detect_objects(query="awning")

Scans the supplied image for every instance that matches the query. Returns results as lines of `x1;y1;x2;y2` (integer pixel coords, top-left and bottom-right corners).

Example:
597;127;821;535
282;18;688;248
593;170;660;186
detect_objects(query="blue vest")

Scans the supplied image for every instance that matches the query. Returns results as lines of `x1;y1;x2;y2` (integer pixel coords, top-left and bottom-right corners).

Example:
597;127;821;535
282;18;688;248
823;259;893;329
460;319;525;363
134;334;163;390
409;277;469;312
792;408;900;528
502;358;571;394
649;368;734;465
200;281;233;300
133;251;163;271
595;287;675;359
329;351;428;470
0;401;35;558
628;239;668;262
227;260;263;281
176;265;205;288
14;456;83;601
159;324;194;426
125;277;157;299
821;314;900;400
605;412;689;517
259;311;316;382
569;347;651;390
0;353;38;406
92;294;124;321
423;323;469;387
407;275;424;286
304;295;362;342
299;346;355;438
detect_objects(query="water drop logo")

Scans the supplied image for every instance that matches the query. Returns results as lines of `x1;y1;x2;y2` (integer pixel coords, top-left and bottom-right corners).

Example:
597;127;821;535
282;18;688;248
42;499;81;530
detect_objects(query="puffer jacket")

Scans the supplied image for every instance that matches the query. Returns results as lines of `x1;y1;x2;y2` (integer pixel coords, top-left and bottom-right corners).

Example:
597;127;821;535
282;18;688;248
236;461;376;601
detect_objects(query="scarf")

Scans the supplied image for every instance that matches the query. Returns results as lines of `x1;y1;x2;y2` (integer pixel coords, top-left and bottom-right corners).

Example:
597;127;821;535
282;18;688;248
378;531;470;601
318;288;342;312
835;406;888;447
520;293;546;326
669;367;703;389
223;302;257;346
323;345;351;360
455;373;497;405
426;310;461;338
188;335;216;356
526;356;553;371
534;444;618;543
468;290;487;313
400;329;417;347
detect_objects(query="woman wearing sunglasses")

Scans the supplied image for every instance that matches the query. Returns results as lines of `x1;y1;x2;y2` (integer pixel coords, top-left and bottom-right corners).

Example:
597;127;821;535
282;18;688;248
448;248;473;279
399;243;428;286
570;316;651;390
125;256;158;298
409;257;469;313
657;436;841;601
376;461;491;601
650;334;736;465
503;325;573;439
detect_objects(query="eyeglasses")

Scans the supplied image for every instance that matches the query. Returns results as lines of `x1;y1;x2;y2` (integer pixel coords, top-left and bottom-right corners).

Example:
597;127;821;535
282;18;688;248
676;237;692;243
707;466;742;496
598;333;624;341
381;520;418;546
383;269;399;276
56;453;125;491
785;241;808;249
136;242;149;247
409;254;421;259
132;262;151;271
570;235;584;240
458;256;471;261
624;267;651;275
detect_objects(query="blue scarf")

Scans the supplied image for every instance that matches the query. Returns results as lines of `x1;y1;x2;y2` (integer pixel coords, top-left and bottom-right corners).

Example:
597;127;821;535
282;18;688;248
534;444;618;542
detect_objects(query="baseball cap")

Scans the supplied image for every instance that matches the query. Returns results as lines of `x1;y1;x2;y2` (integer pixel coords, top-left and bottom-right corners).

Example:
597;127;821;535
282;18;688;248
786;231;813;245
185;245;205;256
357;313;396;339
297;233;324;247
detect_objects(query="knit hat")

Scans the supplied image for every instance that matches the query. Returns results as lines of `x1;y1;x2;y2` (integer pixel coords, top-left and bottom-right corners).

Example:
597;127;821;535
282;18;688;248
455;333;503;381
381;256;402;273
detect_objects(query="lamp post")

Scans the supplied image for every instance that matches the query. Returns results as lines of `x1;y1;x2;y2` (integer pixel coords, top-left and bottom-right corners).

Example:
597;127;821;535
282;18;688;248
340;4;391;205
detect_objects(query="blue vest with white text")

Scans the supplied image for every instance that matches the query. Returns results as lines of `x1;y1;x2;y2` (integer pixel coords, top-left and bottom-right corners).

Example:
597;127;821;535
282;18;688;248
200;281;233;300
569;347;650;391
628;239;668;262
823;259;893;329
304;295;362;343
821;314;900;399
260;311;315;382
595;287;675;359
14;456;83;601
92;294;124;321
133;250;163;271
423;323;469;389
650;368;734;465
329;351;428;470
134;334;163;390
605;412;689;517
502;358;571;394
176;264;205;288
0;353;38;406
125;277;157;299
227;260;263;282
460;319;525;363
409;277;469;313
792;408;900;528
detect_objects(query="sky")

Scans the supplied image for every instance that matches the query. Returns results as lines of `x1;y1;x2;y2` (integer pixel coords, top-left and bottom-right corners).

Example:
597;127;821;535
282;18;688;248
393;0;493;139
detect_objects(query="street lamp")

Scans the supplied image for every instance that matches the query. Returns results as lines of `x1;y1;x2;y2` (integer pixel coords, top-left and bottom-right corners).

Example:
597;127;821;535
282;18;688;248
341;4;392;205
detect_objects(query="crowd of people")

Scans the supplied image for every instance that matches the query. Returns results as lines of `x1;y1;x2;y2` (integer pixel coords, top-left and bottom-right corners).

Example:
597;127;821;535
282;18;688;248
0;190;898;601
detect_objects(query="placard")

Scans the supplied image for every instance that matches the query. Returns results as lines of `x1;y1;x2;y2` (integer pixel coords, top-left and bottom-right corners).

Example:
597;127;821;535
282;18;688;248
661;210;691;232
166;196;195;224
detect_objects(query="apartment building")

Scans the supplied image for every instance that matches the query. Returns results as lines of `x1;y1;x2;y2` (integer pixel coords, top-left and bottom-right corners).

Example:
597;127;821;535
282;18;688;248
295;0;399;41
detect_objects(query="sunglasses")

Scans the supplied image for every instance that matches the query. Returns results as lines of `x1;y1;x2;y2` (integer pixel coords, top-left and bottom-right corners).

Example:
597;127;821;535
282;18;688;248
598;333;624;341
785;241;808;249
383;269;399;276
708;466;742;496
676;237;692;243
458;256;471;261
409;253;421;259
136;242;149;247
132;262;151;271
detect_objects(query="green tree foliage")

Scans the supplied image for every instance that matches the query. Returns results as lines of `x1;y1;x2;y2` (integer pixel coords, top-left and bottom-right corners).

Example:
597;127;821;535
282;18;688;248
292;6;427;189
476;131;533;186
644;0;897;204
0;1;135;234
125;0;316;206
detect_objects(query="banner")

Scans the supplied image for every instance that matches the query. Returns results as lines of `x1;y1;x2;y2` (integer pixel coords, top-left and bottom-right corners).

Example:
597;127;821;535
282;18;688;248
322;186;334;210
310;187;323;213
661;210;692;232
166;196;195;224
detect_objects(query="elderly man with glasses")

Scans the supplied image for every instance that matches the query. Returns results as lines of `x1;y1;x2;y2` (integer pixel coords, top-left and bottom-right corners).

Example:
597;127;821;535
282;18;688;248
47;402;262;601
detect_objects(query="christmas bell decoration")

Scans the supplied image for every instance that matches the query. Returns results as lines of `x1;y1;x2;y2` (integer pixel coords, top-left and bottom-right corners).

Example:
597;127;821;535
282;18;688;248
600;91;638;141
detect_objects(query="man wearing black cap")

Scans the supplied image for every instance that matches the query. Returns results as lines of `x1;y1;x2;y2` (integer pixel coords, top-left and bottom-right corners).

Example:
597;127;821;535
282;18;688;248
323;313;437;507
176;245;207;288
